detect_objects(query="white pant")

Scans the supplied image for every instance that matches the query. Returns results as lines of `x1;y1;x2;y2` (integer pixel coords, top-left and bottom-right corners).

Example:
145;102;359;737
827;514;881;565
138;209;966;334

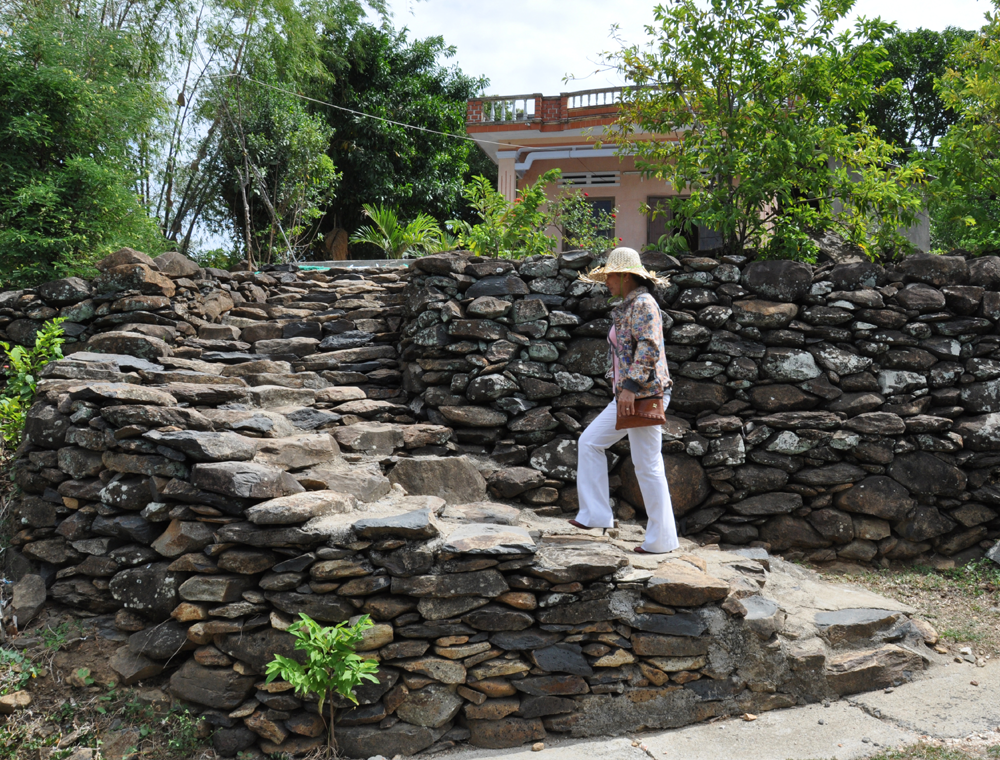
575;400;680;554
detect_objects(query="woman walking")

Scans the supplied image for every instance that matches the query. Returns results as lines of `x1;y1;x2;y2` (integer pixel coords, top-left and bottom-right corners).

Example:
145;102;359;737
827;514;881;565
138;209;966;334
570;247;679;554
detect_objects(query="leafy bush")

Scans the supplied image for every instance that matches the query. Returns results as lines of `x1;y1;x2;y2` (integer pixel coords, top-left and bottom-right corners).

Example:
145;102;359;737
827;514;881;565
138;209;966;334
350;204;443;258
549;191;619;254
0;318;67;447
265;614;379;749
451;170;562;258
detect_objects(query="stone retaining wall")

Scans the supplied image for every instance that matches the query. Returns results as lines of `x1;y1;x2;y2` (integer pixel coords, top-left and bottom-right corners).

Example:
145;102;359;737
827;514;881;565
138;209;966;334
400;251;1000;566
0;246;991;757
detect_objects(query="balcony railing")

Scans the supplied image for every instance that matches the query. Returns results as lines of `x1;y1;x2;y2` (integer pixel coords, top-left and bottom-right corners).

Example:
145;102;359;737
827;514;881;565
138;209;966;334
566;87;623;110
475;95;538;124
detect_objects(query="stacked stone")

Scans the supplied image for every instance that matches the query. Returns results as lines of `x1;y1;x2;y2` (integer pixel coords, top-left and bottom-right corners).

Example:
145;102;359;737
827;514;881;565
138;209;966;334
400;251;1000;566
7;398;929;759
2;247;945;757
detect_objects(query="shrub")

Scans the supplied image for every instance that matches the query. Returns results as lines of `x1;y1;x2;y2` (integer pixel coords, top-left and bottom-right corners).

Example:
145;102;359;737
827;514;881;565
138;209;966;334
264;614;380;749
0;317;67;448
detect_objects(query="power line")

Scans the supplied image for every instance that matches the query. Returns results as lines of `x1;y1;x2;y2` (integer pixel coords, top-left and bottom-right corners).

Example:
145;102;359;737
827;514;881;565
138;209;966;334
212;73;537;151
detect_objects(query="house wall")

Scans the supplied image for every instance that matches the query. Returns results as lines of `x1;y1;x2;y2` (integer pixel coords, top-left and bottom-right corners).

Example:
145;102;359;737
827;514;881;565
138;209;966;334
520;154;682;251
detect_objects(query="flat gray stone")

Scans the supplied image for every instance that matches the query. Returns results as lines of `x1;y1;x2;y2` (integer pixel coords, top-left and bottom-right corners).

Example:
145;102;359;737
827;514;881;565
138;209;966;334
354;508;442;539
443;523;536;555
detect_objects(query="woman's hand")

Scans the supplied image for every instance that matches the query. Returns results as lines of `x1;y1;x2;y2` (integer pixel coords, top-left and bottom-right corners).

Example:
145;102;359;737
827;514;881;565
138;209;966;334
618;389;636;417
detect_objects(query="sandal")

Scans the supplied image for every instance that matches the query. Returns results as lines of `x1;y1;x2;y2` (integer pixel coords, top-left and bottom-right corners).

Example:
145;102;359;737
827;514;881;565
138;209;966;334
634;546;653;554
568;519;608;535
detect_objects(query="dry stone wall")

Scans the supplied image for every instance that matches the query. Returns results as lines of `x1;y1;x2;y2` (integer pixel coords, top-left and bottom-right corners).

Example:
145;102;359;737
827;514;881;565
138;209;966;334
0;246;990;758
400;251;1000;566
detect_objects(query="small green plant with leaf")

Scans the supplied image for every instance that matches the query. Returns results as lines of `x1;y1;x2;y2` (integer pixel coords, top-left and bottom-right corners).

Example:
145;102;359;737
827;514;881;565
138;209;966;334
0;317;67;447
349;204;442;259
0;648;39;694
265;614;379;750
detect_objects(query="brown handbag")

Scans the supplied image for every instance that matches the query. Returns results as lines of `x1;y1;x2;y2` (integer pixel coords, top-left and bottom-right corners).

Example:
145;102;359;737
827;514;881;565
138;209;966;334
615;394;666;430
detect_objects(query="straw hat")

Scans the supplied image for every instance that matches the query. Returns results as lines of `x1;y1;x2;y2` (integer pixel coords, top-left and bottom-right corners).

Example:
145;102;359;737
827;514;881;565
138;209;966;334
580;246;669;286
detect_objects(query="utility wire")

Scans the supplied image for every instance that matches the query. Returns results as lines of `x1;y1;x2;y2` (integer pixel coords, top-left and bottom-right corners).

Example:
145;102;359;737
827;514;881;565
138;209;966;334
211;72;546;151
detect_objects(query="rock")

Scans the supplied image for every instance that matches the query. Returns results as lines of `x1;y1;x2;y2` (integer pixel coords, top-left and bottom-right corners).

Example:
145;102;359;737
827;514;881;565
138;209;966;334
391;569;508;598
153;251;202;277
826;645;924;696
489;467;545;498
151;520;216;557
440;405;508;427
337;723;438;758
213;726;257;757
93;263;176;297
887;452;966;495
761;348;822;381
333;421;404;454
265;592;356;623
168;661;256;710
747;384;820;412
835;476;914;520
443;524;535;555
528;438;577;481
396;683;463;728
468;718;545;749
896;507;956;542
731;300;798;328
561;338;610;375
0;691;31;715
466;275;530;298
355;509;442;540
645;560;729;606
389;456;487;504
898;253;968;287
178;576;254;603
760;515;830;551
468;296;512;318
530;644;593;677
23;403;71;448
128;621;193;660
87;331;172;360
742;260;812;301
246;490;354;524
11;574;46;626
730;492;802;516
844;412;906;436
109;564;182;621
38;276;92;305
467;375;519;402
529;541;627;584
191;462;305;499
142;431;257;462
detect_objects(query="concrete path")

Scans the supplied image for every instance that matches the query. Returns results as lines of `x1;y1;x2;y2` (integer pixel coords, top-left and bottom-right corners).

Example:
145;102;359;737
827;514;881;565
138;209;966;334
430;660;1000;760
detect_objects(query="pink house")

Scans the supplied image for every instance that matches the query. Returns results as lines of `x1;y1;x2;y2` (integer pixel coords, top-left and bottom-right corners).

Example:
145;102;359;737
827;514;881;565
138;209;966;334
465;87;723;253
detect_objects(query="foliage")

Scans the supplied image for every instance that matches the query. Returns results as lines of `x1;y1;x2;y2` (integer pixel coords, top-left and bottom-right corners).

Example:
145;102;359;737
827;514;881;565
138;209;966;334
265;613;379;748
862;27;975;151
549;191;619;253
644;232;691;256
930;3;1000;253
200;71;341;267
0;648;39;695
452;170;562;258
319;22;488;237
0;318;67;448
349;204;443;258
0;7;168;287
606;0;928;259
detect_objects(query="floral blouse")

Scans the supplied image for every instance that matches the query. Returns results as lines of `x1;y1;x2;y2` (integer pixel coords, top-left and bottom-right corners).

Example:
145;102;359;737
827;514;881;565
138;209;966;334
607;286;672;399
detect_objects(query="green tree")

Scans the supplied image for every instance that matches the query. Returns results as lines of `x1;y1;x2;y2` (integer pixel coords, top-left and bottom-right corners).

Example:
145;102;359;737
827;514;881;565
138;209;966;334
0;9;168;286
930;3;1000;253
863;27;975;151
319;22;488;240
607;0;927;259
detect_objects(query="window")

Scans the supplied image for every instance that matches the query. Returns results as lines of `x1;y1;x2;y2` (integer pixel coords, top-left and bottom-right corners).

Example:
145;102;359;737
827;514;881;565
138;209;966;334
560;171;620;188
647;196;674;247
564;196;616;251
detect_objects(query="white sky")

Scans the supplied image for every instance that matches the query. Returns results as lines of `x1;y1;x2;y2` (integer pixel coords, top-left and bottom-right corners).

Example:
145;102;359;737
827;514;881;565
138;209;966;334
385;0;993;96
